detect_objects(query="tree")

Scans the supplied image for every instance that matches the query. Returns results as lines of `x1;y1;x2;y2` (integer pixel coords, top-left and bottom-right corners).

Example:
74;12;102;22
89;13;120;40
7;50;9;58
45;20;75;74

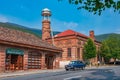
100;35;120;64
59;0;120;15
83;38;96;65
106;35;120;63
100;41;111;63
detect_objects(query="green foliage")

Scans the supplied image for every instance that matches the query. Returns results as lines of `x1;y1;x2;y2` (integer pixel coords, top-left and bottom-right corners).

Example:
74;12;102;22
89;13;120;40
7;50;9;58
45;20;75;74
60;0;120;15
0;22;42;38
100;35;120;62
100;41;111;60
83;38;96;60
107;35;120;60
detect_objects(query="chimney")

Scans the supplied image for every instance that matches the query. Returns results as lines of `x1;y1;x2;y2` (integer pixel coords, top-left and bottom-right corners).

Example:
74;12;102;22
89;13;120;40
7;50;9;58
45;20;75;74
89;30;95;40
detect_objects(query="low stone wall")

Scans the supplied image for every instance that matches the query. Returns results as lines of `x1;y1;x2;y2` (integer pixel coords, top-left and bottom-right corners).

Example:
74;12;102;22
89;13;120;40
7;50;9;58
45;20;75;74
59;61;70;68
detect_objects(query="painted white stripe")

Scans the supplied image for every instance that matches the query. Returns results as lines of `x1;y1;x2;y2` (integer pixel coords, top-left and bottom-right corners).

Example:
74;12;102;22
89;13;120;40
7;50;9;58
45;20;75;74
64;75;82;80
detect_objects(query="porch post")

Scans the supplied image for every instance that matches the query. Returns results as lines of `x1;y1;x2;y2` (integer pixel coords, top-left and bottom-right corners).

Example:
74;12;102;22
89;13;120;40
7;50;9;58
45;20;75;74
41;52;46;69
54;53;60;69
0;47;5;72
23;51;28;70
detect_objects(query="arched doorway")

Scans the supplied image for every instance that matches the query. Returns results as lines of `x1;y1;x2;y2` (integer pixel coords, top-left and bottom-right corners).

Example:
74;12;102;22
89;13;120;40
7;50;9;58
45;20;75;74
45;54;55;69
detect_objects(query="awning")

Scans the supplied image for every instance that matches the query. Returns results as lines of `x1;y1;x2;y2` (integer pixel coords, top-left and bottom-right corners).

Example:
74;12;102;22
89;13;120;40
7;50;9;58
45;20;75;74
6;48;24;55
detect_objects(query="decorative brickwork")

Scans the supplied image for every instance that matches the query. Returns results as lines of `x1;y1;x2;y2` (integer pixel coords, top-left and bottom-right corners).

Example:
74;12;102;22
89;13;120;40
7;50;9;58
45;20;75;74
42;20;51;40
47;29;101;67
41;8;51;41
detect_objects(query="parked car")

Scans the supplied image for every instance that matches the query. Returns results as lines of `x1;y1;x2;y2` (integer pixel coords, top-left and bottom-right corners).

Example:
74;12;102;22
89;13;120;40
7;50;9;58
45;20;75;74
65;60;86;71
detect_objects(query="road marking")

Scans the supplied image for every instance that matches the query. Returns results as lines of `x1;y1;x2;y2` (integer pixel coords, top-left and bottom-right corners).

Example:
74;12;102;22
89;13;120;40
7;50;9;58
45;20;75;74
64;75;82;80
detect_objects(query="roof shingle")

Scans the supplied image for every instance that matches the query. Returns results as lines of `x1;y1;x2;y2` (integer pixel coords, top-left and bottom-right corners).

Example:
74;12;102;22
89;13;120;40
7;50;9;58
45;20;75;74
54;29;89;38
0;27;61;51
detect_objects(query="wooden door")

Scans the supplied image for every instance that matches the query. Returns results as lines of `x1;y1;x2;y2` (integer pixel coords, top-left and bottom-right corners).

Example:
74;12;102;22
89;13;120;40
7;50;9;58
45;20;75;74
46;56;54;69
17;55;23;70
11;55;23;70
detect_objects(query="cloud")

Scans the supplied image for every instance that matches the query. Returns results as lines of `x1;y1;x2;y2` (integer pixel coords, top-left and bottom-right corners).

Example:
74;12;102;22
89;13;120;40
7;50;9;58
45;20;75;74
63;22;78;29
50;18;89;35
0;15;8;22
51;18;79;31
115;28;120;34
80;30;87;35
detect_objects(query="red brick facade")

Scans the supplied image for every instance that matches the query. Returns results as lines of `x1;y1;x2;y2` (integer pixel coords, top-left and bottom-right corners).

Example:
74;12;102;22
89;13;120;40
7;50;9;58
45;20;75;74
47;30;101;68
0;27;62;72
0;8;102;72
42;8;51;41
40;8;101;68
42;20;51;40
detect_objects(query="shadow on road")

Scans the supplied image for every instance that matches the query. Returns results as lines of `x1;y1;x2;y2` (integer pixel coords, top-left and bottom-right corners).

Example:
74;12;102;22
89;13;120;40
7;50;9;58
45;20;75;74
79;68;120;80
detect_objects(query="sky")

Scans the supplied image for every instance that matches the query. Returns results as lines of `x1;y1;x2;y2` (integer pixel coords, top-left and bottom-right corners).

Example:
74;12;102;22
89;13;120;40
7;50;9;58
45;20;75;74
0;0;120;36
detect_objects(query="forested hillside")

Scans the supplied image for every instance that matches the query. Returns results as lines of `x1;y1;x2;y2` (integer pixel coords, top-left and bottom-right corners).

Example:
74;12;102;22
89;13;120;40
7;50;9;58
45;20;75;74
0;22;120;41
95;33;120;42
0;22;60;38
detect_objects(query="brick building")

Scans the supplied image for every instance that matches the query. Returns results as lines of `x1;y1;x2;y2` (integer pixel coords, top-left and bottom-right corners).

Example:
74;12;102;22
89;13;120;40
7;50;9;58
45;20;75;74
47;30;101;67
0;26;62;72
0;8;101;72
42;8;101;68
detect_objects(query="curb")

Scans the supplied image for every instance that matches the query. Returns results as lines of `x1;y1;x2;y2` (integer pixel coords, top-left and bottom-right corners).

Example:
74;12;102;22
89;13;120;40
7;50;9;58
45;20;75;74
0;69;64;78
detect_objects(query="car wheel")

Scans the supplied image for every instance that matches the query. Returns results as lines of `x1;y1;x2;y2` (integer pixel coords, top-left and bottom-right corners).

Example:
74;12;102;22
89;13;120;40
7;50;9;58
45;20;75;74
72;67;76;71
66;69;69;71
82;67;85;70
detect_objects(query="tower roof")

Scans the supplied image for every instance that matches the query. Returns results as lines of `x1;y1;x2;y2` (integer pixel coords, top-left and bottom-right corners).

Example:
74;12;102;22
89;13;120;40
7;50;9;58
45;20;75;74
42;8;51;16
42;8;50;12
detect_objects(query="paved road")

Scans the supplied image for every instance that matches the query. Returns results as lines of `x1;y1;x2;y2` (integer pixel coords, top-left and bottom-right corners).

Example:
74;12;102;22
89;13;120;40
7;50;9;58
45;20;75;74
1;66;120;80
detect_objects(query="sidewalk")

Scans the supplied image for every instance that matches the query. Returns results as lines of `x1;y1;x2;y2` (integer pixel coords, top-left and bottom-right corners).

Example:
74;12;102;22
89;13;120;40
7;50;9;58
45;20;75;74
0;65;114;78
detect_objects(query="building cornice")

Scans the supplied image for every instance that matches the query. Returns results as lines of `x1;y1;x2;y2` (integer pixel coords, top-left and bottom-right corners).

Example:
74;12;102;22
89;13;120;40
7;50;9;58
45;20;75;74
0;40;62;53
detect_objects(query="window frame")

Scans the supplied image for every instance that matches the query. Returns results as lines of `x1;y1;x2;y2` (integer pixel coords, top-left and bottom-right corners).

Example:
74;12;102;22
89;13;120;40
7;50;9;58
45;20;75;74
67;48;71;57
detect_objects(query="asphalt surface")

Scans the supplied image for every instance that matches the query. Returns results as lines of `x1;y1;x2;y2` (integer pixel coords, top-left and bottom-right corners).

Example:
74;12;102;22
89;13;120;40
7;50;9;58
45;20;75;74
0;66;120;80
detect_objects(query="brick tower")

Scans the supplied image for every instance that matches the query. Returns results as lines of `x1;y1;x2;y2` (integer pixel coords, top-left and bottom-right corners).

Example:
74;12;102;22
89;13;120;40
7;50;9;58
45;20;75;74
41;8;51;40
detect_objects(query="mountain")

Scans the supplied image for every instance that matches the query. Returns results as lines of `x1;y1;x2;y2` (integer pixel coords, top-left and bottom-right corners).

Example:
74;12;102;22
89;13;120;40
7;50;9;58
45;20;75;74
95;33;120;42
0;22;120;41
0;22;60;38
